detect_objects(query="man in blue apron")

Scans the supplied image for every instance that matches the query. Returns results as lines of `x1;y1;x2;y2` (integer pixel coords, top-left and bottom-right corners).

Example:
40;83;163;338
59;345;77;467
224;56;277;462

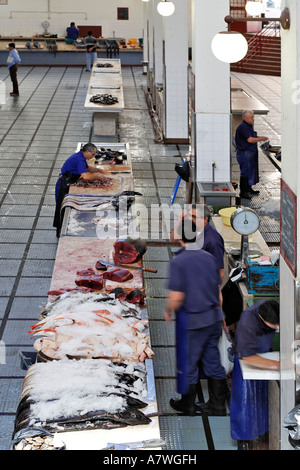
230;299;279;449
53;143;106;236
164;218;227;416
235;110;269;199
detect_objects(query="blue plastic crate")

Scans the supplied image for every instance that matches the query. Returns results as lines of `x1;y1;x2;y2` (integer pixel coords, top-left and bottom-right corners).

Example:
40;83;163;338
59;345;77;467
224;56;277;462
246;257;279;295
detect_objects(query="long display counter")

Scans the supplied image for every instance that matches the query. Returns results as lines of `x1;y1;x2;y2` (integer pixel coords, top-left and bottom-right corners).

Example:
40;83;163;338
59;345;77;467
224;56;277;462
12;141;161;451
84;59;125;136
0;37;143;66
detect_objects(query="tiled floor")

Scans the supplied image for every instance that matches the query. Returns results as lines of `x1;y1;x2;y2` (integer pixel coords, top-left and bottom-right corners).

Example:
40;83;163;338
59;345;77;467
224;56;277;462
0;66;281;450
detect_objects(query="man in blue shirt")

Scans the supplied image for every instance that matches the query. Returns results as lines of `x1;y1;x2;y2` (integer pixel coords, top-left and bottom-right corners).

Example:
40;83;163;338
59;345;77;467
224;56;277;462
66;22;80;42
171;204;225;280
164;218;227;416
53;143;106;236
230;300;279;449
235;110;268;199
7;43;21;96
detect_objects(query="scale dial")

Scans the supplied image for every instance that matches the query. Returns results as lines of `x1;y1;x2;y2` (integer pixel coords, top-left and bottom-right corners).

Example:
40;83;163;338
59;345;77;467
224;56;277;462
230;207;260;235
42;21;50;29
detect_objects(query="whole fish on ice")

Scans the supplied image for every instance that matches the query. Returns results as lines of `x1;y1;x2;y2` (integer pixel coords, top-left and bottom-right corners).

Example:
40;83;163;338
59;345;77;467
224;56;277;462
30;292;154;362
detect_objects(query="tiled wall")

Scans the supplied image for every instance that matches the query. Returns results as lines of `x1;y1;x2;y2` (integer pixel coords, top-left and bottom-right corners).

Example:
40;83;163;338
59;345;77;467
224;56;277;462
194;112;231;182
165;67;188;139
0;0;144;38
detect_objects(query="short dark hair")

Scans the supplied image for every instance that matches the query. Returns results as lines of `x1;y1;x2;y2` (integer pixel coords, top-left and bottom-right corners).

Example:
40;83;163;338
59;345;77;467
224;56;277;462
181;219;197;244
70;22;75;27
88;31;93;36
203;204;211;222
259;300;279;325
189;203;211;222
82;143;96;153
8;43;15;48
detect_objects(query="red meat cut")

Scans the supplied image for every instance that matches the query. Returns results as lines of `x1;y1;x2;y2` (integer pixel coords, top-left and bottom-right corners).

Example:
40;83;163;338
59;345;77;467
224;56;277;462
75;276;93;288
113;238;147;264
127;290;145;305
89;275;104;290
95;260;107;271
76;267;95;276
110;287;128;301
103;268;133;282
75;268;103;290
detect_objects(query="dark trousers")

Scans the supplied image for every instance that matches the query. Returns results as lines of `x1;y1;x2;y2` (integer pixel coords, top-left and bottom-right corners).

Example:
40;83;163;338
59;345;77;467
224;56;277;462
9;65;19;94
236;149;259;186
176;308;226;394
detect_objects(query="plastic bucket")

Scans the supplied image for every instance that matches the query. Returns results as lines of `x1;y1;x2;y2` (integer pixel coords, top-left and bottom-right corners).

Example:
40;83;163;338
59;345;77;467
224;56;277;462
219;206;237;226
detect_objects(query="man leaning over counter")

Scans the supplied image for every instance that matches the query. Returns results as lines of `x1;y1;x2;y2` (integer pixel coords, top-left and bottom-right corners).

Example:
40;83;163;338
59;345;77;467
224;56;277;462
53;142;106;237
230;299;280;450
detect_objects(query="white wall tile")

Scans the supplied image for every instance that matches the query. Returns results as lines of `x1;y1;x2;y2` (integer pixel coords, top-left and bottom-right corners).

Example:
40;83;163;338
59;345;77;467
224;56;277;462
195;113;231;182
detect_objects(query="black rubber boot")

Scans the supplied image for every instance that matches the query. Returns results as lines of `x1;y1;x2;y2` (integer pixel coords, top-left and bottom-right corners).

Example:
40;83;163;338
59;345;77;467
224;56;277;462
247;183;260;195
237;440;250;450
196;378;228;416
240;176;252;199
170;384;197;416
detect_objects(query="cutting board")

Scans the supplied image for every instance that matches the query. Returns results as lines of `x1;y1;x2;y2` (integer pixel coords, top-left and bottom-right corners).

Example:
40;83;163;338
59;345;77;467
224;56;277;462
94;163;132;174
69;174;133;195
49;238;144;297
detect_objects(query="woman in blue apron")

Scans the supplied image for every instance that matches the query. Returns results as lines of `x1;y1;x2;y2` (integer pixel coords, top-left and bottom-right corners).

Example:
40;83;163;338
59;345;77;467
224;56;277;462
230;300;280;449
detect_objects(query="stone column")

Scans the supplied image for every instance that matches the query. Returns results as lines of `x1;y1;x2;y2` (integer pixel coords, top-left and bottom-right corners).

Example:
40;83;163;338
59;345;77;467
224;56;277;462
153;0;164;89
190;0;231;183
142;1;150;75
162;0;189;143
279;0;300;451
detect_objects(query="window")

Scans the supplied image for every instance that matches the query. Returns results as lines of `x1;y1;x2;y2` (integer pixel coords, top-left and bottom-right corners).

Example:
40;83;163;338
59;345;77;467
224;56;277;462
117;8;129;20
230;0;247;32
230;0;246;17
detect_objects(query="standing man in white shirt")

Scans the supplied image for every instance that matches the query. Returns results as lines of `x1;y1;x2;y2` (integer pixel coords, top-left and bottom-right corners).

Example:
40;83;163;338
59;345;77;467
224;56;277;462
7;43;21;96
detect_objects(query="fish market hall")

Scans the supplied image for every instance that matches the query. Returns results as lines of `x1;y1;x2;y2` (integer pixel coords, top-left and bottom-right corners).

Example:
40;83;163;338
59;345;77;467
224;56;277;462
0;0;299;453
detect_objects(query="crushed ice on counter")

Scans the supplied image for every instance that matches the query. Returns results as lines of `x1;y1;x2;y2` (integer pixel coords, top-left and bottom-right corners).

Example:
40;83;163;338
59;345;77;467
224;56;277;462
67;209;88;235
28;359;145;421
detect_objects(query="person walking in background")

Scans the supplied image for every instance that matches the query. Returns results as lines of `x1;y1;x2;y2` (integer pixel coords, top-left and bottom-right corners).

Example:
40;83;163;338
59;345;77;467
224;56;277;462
84;31;98;71
7;43;21;97
235;110;268;199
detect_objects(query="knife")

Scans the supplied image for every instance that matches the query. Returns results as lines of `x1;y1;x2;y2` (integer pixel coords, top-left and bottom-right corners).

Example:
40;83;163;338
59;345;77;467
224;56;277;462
105;438;166;449
97;259;157;273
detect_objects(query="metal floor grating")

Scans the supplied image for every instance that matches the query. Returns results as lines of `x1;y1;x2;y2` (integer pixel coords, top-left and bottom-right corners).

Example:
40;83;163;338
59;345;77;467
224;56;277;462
0;66;281;450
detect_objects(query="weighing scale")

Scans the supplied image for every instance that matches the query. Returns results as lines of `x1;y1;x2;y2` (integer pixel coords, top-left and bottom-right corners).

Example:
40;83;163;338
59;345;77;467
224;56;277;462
230;207;260;262
42;20;51;37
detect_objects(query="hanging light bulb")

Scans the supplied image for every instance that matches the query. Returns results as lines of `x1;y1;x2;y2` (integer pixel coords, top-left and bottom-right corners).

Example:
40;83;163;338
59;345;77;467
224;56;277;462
211;31;248;63
245;1;264;16
141;0;150;2
157;0;175;17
